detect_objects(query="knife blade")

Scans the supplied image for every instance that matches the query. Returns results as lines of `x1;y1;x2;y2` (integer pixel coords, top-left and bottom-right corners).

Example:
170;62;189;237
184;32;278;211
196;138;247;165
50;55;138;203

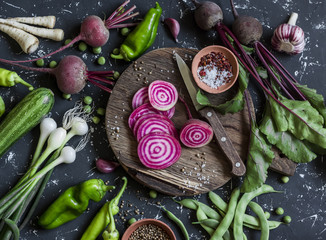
175;52;246;177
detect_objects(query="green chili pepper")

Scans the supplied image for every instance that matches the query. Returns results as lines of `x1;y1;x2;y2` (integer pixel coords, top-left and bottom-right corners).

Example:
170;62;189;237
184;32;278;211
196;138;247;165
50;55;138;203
80;177;127;240
0;96;5;117
102;199;119;240
38;179;114;229
110;2;162;62
0;68;33;90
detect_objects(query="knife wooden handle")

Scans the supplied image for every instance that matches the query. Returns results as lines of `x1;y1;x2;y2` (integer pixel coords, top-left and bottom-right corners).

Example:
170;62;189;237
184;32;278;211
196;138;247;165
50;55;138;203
198;107;246;177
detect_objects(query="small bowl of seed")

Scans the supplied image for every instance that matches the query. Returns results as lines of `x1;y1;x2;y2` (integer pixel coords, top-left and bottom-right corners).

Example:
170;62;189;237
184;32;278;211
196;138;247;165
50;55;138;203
121;218;176;240
192;45;239;94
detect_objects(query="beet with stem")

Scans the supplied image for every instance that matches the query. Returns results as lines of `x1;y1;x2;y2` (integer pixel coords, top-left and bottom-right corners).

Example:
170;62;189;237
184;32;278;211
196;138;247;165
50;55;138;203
192;0;223;30
0;55;115;94
4;0;139;64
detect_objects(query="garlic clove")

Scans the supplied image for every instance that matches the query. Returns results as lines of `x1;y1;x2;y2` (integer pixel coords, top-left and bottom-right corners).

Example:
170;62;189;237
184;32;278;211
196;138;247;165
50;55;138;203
271;12;305;55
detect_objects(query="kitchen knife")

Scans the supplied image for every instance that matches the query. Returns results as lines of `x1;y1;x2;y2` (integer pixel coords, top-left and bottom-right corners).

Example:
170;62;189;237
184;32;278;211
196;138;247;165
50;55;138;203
175;53;246;177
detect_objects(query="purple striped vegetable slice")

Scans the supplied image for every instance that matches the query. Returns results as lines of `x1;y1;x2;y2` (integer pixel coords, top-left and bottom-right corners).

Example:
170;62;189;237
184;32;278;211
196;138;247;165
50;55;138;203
128;103;175;130
132;87;149;109
180;119;214;148
137;132;181;169
136;117;178;142
148;80;178;111
133;113;175;136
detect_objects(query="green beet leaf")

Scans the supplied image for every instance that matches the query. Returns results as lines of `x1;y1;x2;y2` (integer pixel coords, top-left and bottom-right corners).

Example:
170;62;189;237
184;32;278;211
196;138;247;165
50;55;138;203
196;63;248;115
241;120;274;193
259;101;317;163
268;96;326;149
294;82;326;126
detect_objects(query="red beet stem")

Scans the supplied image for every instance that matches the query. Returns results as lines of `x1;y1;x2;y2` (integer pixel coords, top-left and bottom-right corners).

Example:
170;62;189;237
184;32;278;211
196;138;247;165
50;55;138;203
229;0;239;19
106;5;139;29
88;78;112;93
216;23;323;137
178;95;193;119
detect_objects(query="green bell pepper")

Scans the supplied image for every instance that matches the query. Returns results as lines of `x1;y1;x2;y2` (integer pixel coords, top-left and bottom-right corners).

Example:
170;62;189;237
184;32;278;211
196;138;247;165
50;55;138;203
111;2;162;61
38;179;114;229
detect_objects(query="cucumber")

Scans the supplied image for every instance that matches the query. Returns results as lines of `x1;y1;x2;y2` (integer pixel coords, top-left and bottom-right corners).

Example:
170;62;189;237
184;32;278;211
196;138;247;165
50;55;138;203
0;88;55;157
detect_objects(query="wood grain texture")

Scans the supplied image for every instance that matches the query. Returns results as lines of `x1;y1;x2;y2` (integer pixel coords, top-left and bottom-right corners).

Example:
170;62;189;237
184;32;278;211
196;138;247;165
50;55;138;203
105;48;296;196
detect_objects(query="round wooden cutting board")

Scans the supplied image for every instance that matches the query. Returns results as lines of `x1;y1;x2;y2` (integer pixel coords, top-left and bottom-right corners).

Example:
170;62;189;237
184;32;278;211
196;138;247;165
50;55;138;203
105;48;252;196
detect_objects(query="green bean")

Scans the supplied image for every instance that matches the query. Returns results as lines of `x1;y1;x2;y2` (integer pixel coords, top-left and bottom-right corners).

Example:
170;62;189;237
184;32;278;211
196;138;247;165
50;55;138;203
64;39;72;45
3;219;19;240
211;188;240;239
120;27;130;36
193;219;232;240
93;46;102;54
62;93;71;100
264;211;271;220
97;107;105;116
248;202;269;240
176;199;197;210
112;48;120;55
161;206;189;240
83;105;92;113
233;185;276;240
196;206;214;236
193;200;222;221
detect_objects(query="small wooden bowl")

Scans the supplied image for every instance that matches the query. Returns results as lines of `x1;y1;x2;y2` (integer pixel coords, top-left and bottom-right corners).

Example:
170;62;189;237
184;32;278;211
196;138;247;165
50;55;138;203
121;218;176;240
191;45;239;94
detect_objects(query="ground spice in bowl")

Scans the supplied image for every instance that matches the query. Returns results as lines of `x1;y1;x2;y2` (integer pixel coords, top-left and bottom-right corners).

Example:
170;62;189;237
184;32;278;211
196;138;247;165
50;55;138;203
129;223;171;240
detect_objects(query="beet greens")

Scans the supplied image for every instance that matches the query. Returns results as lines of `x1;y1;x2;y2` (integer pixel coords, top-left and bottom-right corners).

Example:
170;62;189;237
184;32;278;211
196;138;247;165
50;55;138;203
192;0;326;192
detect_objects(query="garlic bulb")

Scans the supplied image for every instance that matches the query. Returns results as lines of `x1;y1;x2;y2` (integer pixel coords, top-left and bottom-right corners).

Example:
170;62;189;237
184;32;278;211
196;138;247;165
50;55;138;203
271;12;305;55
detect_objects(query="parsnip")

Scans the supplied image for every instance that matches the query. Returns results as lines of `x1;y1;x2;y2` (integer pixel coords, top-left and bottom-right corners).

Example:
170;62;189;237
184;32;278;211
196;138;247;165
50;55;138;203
0;19;64;41
0;24;39;53
9;16;56;29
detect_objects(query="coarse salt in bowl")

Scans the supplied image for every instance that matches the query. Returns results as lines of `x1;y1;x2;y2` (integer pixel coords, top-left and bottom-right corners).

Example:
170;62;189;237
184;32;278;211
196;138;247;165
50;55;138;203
191;45;239;94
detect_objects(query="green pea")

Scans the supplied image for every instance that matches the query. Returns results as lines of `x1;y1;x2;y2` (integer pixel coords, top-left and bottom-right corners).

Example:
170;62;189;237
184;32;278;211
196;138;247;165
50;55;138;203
83;96;93;105
113;48;120;55
92;46;102;54
283;215;291;224
83;105;92;113
281;176;289;183
49;60;57;68
97;107;105;116
264;211;270;219
149;190;157;199
97;56;106;65
36;59;44;67
79;42;87;52
92;116;100;124
113;71;120;80
64;38;72;45
121;27;130;36
62;93;71;100
275;207;284;215
128;218;137;225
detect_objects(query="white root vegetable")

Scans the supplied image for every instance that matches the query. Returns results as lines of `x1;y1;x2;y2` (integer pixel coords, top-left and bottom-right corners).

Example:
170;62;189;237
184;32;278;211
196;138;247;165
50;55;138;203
9;16;56;28
0;23;39;53
0;19;64;41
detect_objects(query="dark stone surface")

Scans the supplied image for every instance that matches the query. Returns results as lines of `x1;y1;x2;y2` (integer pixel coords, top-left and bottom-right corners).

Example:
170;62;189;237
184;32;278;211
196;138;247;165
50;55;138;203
0;0;325;239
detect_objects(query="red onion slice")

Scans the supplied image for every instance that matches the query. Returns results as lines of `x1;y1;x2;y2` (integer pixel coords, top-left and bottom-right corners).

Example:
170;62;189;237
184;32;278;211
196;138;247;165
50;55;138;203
136;117;178;142
128;103;175;130
137;132;181;169
148;80;178;111
132;87;149;109
133;113;175;136
180;119;214;148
